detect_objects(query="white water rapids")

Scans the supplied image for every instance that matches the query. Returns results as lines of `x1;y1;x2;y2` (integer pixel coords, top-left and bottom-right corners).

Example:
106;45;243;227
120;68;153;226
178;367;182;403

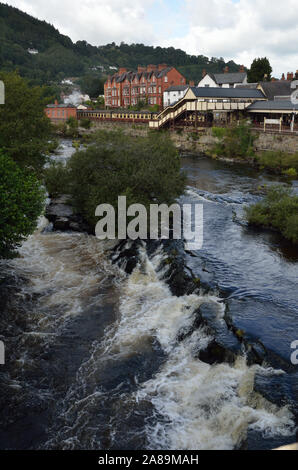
1;220;294;450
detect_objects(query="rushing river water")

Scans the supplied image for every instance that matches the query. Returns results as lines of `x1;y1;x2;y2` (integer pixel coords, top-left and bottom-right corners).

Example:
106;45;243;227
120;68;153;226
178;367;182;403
0;141;297;450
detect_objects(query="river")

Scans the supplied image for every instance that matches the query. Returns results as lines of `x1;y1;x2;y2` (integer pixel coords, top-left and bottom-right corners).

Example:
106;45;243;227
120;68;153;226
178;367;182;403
0;140;297;450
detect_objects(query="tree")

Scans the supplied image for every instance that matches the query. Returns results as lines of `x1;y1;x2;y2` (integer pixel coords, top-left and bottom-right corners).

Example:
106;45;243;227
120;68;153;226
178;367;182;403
0;152;45;258
247;57;272;83
78;75;105;98
58;130;186;227
0;71;53;172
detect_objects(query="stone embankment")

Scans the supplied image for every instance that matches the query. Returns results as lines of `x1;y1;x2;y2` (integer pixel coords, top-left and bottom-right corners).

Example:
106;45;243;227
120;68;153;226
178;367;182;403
80;121;298;154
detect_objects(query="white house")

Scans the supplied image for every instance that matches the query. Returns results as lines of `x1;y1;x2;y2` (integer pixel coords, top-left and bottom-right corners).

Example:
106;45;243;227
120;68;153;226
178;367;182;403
163;85;189;107
198;67;247;89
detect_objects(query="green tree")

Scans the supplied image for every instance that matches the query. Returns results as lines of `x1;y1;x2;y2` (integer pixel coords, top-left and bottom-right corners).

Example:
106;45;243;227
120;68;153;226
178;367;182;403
247;57;272;83
0;71;53;171
78;75;105;98
58;130;186;227
0;152;45;258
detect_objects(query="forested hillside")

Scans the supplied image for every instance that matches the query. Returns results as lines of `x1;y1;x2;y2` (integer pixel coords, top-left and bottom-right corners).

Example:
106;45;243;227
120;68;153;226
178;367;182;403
0;3;243;85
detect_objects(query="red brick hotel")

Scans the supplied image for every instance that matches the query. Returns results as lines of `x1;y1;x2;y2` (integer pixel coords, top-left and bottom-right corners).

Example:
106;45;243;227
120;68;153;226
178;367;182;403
104;64;186;109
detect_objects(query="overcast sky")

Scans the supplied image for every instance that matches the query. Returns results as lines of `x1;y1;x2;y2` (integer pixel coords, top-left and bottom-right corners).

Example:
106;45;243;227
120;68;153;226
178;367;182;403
6;0;298;76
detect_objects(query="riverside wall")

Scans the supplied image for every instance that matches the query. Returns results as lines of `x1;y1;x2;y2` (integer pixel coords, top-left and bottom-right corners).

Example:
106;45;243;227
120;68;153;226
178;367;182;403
82;121;298;154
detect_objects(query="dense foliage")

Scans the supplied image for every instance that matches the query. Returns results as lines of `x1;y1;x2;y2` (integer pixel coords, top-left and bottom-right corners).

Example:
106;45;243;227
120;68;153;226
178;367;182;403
44;130;187;227
0;71;53;171
247;57;272;83
212;122;255;159
255;151;298;177
245;186;298;244
78;75;105;98
0;3;243;84
0;152;45;258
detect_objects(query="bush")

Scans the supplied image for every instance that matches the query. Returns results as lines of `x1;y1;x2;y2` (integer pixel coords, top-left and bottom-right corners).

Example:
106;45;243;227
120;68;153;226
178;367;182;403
0;152;45;258
44;161;70;197
212;127;227;139
245;185;298;244
256;151;298;174
212;121;255;159
79;118;92;129
64;130;187;227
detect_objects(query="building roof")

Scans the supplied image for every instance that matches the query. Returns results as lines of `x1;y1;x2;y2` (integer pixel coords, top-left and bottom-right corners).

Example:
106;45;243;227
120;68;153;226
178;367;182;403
235;83;259;89
111;66;174;84
208;72;247;85
248;100;298;111
164;85;189;92
46;103;76;108
190;87;265;99
258;81;293;100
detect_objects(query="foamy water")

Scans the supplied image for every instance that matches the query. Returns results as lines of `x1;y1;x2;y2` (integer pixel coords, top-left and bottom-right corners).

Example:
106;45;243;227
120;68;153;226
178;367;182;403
0;221;295;450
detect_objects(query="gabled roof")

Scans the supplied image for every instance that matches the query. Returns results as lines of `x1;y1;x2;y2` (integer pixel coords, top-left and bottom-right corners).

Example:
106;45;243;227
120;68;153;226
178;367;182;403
207;72;247;85
258;81;293;100
164;85;188;92
190;87;265;99
109;67;174;84
248;100;298;111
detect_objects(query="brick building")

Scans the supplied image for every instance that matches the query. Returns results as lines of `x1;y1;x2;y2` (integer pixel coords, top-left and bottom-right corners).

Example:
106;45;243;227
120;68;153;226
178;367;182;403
45;100;77;122
104;64;186;109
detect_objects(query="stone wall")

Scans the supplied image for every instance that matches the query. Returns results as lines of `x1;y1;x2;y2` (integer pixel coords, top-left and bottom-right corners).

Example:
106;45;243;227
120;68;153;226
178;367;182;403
81;121;298;155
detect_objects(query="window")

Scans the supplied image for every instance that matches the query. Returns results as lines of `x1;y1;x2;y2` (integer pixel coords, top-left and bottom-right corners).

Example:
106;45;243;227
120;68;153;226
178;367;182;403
164;76;168;83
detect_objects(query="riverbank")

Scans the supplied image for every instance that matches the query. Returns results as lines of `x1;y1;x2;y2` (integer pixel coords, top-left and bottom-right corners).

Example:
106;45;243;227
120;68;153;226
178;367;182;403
67;122;298;177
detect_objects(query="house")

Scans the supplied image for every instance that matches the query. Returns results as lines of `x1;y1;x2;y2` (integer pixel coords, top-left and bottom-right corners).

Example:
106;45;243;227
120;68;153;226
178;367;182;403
198;66;247;88
163;85;189;107
104;64;187;109
45;100;77;122
257;80;294;101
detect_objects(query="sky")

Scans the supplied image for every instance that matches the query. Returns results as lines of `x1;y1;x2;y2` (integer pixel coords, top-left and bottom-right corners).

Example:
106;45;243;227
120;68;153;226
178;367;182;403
5;0;298;77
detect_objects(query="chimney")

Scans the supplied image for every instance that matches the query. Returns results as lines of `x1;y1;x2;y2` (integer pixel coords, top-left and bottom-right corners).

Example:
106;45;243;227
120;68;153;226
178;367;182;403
54;99;58;105
202;69;207;78
224;66;229;74
147;64;157;72
239;65;245;73
189;80;195;87
281;73;285;81
158;63;167;71
118;67;127;74
295;70;298;80
137;65;146;73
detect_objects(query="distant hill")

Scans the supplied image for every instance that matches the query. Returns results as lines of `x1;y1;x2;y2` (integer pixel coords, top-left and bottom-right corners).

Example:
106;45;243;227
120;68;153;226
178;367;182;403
0;3;244;85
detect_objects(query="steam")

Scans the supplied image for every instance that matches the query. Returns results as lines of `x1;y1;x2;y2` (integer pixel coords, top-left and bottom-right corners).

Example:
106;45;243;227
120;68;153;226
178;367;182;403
64;90;90;106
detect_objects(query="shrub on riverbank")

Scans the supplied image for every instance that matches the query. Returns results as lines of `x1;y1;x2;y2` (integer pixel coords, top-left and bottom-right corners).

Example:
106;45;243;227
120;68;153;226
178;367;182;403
45;130;187;227
245;186;298;244
212;121;255;159
255;150;298;175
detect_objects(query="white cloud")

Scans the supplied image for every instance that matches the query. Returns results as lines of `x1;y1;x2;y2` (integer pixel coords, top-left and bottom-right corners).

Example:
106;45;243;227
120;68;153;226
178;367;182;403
6;0;156;45
161;0;298;76
5;0;298;76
